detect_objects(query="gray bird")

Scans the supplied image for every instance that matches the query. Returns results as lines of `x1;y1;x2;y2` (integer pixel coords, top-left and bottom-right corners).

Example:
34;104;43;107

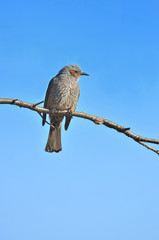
42;64;89;153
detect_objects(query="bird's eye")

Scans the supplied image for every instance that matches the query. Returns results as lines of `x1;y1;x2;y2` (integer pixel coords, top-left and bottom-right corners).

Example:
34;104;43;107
74;71;78;73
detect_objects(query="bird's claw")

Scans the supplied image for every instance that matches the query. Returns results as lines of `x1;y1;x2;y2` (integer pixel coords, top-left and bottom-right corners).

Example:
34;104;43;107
50;108;57;115
68;109;73;115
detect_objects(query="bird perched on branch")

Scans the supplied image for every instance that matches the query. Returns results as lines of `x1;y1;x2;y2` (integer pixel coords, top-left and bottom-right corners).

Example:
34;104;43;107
42;64;89;153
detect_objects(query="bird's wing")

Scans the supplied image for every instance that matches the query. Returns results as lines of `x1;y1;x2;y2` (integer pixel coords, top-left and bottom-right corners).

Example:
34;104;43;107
65;89;80;131
42;78;54;126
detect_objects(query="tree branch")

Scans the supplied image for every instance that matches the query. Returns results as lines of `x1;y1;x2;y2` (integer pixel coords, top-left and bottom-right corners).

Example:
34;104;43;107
0;98;159;155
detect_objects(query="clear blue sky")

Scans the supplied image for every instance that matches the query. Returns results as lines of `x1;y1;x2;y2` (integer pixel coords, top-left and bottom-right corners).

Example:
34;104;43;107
0;0;159;239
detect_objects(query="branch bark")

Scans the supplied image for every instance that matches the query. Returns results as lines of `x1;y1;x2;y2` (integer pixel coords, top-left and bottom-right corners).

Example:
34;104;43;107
0;98;159;155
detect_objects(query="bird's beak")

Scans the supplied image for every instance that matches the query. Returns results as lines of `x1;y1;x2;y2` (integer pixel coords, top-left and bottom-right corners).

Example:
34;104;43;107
81;72;90;76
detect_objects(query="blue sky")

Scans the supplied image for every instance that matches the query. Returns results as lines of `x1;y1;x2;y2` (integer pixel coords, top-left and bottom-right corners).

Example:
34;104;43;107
0;0;159;239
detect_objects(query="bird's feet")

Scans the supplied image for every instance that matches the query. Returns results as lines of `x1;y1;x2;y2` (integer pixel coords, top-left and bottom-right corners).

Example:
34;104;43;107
50;108;58;117
50;108;57;113
68;108;73;115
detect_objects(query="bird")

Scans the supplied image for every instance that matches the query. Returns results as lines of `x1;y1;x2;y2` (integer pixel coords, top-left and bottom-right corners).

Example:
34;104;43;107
42;64;89;153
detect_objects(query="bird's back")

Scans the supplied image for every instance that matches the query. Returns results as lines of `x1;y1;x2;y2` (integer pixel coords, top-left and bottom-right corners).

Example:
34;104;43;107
45;72;80;110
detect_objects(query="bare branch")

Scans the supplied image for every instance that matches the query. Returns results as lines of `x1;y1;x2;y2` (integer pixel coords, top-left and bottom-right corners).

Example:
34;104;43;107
138;142;159;155
0;98;159;155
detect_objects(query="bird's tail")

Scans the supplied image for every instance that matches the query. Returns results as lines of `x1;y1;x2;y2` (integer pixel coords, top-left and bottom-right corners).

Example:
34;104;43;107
45;124;62;153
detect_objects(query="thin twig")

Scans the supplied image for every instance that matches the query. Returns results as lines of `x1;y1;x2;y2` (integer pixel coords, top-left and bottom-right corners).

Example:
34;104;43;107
32;100;45;108
138;141;159;155
38;112;55;129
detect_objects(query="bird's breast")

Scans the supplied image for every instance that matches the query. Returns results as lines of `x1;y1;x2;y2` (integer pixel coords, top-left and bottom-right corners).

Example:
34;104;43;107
47;76;80;110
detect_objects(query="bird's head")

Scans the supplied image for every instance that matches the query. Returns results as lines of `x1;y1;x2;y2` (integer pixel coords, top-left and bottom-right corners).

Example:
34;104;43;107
59;64;89;80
